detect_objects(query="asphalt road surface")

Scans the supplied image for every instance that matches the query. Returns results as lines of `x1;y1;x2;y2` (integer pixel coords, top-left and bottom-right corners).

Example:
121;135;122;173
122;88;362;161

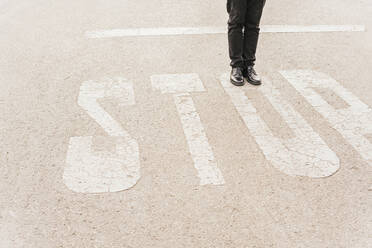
1;0;371;247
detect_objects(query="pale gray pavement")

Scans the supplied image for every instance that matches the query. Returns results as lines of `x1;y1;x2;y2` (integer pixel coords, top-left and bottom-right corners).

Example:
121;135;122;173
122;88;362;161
1;0;372;247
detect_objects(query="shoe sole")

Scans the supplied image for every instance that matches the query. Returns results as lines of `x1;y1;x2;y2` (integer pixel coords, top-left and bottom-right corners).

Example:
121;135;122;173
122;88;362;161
230;79;245;86
245;78;262;86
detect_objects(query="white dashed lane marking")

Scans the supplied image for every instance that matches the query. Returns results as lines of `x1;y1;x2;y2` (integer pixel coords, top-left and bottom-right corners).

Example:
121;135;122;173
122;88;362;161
63;77;140;193
281;70;372;165
85;25;365;38
220;73;340;178
151;73;225;185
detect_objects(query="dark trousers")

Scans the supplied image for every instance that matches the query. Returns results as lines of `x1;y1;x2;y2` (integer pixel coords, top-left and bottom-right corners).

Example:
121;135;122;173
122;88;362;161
227;0;266;68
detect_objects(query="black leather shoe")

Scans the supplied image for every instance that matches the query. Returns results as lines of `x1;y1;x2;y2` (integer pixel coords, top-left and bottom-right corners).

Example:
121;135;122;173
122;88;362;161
230;67;245;86
243;66;262;85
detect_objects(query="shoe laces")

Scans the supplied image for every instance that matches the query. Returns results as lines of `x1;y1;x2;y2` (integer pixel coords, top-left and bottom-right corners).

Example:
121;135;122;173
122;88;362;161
233;67;243;72
247;66;257;75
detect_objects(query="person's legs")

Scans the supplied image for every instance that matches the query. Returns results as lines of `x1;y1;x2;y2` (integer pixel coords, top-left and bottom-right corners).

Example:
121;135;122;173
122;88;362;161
227;0;247;69
241;0;265;85
243;0;266;67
